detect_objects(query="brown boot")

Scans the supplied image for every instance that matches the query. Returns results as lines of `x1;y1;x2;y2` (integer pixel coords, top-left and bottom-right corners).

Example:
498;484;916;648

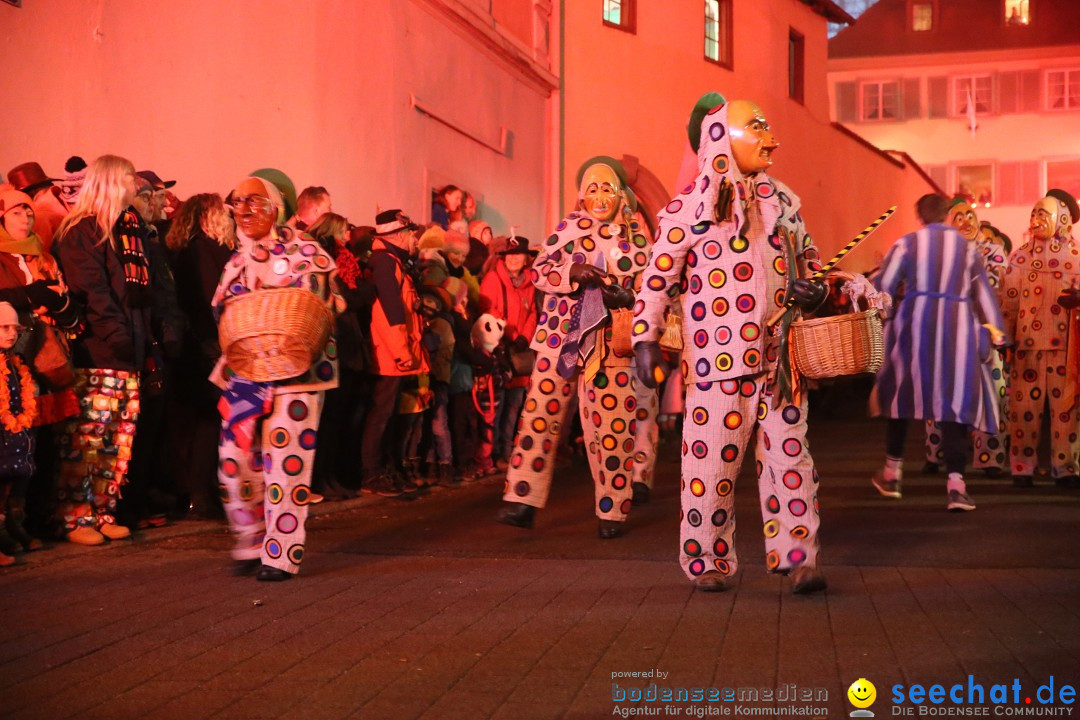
791;565;827;595
0;550;14;567
98;522;132;540
67;526;106;545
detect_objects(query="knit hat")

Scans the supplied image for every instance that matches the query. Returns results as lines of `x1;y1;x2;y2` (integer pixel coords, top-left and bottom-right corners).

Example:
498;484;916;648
468;220;492;244
471;313;506;352
0;302;17;327
442;276;468;309
0;188;33;216
443;229;470;255
448;219;469;236
419;284;453;313
250;168;298;220
58;156;87;206
418;225;446;250
374;209;419;236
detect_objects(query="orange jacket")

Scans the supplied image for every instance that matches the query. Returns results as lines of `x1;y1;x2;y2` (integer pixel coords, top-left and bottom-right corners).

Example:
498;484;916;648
368;238;427;376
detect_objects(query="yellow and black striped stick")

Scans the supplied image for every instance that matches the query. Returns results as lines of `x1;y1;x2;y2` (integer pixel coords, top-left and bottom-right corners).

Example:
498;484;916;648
767;205;897;327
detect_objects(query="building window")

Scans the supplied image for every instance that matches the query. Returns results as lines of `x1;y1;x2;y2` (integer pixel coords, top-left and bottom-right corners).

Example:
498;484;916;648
1046;69;1080;110
953;75;993;116
1004;0;1030;25
912;2;933;31
860;81;900;121
1047;159;1080;201
603;0;635;33
957;164;994;207
788;29;805;103
705;0;733;69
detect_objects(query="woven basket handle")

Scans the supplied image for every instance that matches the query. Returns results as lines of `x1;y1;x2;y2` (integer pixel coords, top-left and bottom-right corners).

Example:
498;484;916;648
831;270;888;315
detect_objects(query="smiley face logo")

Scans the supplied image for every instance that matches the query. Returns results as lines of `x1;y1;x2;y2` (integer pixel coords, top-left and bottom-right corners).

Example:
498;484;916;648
848;678;877;713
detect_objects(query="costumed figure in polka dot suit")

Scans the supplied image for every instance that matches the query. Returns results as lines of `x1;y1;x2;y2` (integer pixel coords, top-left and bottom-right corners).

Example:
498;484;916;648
496;157;658;539
1002;189;1080;489
212;177;343;582
633;95;828;594
924;198;1011;476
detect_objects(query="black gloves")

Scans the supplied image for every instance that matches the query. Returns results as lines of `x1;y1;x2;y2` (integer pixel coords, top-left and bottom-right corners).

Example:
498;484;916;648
1058;287;1080;310
634;341;670;389
512;335;530;352
24;280;67;312
569;263;606;288
601;283;635;310
789;279;827;313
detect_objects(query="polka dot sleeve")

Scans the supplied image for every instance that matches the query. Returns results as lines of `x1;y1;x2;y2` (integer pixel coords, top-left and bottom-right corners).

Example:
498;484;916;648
632;217;698;345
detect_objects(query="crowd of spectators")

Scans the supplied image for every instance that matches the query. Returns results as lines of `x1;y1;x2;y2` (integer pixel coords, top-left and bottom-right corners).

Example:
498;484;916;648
0;157;545;566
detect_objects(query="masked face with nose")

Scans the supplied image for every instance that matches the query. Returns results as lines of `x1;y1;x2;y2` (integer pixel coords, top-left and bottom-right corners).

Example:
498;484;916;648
231;177;277;241
947;200;980;242
579;163;623;223
1029;196;1070;242
727;100;779;175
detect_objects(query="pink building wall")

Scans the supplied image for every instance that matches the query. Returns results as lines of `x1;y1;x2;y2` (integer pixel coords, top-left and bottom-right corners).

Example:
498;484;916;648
561;0;936;270
0;0;557;239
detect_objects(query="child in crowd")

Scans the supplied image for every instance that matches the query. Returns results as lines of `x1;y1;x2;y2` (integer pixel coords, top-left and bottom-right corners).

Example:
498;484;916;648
470;312;507;479
419;285;457;487
0;302;38;566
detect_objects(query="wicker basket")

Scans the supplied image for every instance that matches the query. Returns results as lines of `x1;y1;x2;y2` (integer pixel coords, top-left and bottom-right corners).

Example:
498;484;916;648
219;288;333;382
789;272;884;379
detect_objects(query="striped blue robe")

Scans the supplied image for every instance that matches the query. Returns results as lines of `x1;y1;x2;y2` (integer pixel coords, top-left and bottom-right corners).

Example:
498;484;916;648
872;224;1005;434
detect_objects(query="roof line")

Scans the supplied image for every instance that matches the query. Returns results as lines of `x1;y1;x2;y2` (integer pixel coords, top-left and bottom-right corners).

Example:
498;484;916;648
800;0;856;25
830;122;905;169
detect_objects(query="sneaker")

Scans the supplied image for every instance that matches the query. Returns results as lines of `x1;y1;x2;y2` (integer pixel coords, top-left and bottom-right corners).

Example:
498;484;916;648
872;471;902;499
362;475;404;498
946;489;976;512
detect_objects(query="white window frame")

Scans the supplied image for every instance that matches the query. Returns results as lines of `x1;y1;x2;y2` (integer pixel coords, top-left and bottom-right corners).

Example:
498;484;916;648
1045;69;1080;111
952;75;993;117
859;80;901;122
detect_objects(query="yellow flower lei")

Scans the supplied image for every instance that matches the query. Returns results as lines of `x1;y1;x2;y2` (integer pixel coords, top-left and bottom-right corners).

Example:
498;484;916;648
0;354;37;433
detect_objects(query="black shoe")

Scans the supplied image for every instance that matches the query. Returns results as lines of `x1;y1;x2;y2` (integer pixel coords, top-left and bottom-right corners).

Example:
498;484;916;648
692;571;730;592
1012;475;1034;488
631;482;650;505
256;565;292;582
921;461;940;475
496;502;535;529
1055;475;1078;489
231;558;261;576
791;565;827;595
437;463;460;489
982;467;1004;478
0;522;19;556
362;474;404;497
597;519;624;539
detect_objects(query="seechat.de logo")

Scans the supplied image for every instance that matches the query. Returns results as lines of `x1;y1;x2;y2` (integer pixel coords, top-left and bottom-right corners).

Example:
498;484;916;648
849;678;878;718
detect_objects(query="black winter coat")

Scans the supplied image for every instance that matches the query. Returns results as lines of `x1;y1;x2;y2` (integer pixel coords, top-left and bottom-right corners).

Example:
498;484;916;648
55;217;148;371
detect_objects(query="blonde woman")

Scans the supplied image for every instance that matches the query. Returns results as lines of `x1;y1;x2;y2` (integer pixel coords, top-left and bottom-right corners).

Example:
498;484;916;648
53;155;149;545
164;194;236;518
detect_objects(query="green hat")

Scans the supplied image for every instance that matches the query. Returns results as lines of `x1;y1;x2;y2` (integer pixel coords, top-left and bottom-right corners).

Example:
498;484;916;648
688;92;727;153
250;168;298;220
574;155;628;189
623;185;638;214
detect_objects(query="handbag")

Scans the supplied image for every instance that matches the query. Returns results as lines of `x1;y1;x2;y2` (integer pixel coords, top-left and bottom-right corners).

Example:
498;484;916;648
609;308;634;357
659;312;684;353
500;279;536;376
26;317;76;390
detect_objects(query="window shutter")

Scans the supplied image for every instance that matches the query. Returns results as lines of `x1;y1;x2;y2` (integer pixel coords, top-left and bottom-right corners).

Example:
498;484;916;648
997;71;1019;114
836;81;857;123
902;77;921;119
928;76;948;118
1020;70;1042;112
998;161;1041;206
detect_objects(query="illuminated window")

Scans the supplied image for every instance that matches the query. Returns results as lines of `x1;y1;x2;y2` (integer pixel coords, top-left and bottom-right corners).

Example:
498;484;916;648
1004;0;1030;25
957;164;994;207
953;75;993;115
1046;69;1080;110
912;3;933;31
705;0;733;68
603;0;635;33
860;81;900;121
1047;159;1080;201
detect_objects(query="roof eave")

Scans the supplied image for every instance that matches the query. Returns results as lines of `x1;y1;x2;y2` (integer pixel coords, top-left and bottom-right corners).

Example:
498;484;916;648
800;0;857;25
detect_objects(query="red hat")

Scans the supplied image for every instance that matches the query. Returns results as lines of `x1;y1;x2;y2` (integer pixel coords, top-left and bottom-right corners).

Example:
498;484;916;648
6;162;58;193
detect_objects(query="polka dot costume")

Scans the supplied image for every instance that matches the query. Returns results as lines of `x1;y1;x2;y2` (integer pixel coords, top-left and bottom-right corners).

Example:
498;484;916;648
680;375;819;579
218;391;322;573
1001;198;1080;478
507;205;656;522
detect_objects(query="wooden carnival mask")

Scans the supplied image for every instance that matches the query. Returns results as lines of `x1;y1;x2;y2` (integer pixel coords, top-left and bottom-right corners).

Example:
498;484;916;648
1030;196;1071;241
947;200;980;241
579;163;623;223
727;100;779;174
